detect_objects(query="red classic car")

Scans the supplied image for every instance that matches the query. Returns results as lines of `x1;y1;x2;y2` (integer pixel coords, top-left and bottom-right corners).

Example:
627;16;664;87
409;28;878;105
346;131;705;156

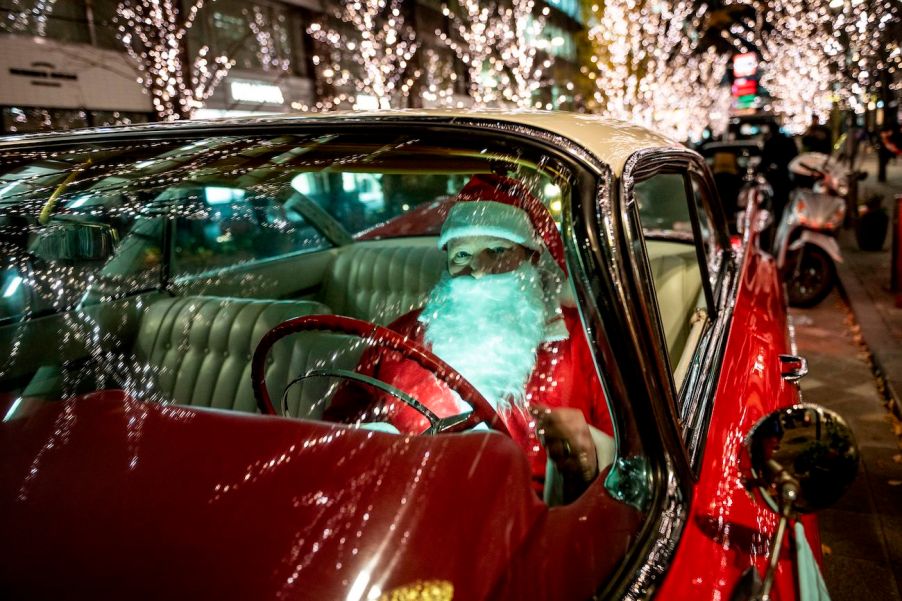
0;111;856;600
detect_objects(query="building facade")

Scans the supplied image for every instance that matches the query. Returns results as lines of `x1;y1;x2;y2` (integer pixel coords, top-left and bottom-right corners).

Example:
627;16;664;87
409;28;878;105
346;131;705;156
0;0;584;134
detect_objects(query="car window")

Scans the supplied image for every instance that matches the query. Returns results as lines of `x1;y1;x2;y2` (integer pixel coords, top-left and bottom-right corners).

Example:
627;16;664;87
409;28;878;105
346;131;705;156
1;130;657;591
171;187;330;277
633;172;712;391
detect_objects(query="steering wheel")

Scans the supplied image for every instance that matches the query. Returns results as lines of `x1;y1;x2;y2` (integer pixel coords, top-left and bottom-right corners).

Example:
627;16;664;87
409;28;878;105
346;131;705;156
251;314;511;436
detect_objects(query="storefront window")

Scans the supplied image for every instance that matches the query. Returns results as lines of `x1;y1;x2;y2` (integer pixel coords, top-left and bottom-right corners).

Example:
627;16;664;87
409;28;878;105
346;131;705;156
0;0;91;44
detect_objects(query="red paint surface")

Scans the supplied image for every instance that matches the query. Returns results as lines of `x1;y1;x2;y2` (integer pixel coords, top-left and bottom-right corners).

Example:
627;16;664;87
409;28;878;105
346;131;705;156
657;217;819;600
0;390;640;600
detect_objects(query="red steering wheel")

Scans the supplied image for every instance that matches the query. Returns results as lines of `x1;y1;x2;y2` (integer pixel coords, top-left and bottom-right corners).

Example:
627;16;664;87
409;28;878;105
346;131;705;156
251;314;511;436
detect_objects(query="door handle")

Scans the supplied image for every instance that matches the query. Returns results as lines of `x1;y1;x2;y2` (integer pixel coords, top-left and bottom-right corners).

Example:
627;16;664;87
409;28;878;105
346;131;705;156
779;354;808;382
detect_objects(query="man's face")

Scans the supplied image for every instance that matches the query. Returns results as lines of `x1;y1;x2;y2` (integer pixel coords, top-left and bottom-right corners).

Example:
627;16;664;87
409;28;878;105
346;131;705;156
446;235;533;279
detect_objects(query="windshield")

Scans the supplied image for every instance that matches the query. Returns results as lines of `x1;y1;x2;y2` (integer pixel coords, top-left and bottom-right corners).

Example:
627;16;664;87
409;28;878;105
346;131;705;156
0;127;653;595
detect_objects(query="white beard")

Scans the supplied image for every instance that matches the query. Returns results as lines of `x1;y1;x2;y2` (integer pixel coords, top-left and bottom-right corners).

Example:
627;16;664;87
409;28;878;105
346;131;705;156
420;262;548;413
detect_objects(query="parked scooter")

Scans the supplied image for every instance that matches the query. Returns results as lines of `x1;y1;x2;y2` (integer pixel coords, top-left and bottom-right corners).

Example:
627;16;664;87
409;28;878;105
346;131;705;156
773;152;864;307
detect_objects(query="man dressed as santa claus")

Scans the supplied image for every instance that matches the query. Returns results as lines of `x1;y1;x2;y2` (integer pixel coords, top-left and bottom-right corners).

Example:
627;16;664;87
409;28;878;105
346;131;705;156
328;174;614;504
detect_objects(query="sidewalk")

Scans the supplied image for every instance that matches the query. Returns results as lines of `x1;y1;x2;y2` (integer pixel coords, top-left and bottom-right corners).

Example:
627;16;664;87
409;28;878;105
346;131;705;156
798;149;902;601
835;150;902;417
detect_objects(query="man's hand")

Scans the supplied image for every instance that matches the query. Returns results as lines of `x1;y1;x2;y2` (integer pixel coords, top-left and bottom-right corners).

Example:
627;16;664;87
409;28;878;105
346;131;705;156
532;406;599;494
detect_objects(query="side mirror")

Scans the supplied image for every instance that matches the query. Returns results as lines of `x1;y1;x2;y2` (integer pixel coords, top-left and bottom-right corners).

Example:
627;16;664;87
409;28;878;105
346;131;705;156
747;403;859;514
733;404;859;601
31;221;118;263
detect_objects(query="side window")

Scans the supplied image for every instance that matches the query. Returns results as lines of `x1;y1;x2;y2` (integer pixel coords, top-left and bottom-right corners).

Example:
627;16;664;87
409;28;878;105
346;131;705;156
172;188;330;276
689;175;723;285
633;172;712;391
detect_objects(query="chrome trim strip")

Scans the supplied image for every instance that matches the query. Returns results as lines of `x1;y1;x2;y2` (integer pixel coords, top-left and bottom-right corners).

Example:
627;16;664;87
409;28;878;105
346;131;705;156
624;456;687;600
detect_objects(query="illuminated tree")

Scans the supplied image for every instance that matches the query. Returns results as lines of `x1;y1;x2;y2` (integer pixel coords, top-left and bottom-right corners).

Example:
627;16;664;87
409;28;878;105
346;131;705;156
708;0;900;127
115;0;234;121
248;5;291;73
436;0;550;108
307;0;419;111
582;0;729;142
754;0;834;133
420;47;459;108
826;0;902;114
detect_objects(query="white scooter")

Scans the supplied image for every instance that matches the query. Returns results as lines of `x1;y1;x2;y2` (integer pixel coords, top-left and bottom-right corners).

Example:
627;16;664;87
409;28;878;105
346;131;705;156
773;152;860;307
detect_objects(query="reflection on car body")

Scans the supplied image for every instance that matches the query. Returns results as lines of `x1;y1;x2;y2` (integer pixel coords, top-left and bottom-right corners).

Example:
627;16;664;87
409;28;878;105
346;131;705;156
0;111;849;600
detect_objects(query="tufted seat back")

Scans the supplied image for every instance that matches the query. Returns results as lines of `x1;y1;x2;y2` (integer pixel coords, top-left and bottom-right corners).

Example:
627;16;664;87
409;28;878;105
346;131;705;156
319;239;445;326
134;296;362;418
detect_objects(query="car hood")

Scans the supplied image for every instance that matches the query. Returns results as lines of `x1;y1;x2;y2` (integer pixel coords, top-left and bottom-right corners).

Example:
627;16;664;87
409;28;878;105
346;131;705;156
0;391;636;599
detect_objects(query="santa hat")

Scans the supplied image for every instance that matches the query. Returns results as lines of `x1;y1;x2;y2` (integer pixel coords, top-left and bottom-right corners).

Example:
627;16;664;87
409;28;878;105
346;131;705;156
438;174;567;276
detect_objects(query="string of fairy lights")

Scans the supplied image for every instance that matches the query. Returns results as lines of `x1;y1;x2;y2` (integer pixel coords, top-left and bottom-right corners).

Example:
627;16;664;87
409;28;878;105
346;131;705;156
305;0;419;111
114;0;234;121
2;1;898;132
434;0;552;108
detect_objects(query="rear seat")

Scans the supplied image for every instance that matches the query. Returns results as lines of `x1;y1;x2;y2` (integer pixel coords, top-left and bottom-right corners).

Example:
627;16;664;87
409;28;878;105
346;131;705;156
134;296;360;418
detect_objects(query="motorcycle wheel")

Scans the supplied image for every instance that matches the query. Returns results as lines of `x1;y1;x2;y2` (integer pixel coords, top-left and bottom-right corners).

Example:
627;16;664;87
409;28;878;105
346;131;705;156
786;245;835;307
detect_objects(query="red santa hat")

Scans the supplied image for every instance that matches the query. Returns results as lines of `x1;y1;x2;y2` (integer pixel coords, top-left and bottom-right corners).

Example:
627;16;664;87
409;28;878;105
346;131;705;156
438;174;567;276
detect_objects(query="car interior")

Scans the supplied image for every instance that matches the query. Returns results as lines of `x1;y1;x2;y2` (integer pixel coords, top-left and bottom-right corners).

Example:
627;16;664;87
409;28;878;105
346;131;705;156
1;135;709;429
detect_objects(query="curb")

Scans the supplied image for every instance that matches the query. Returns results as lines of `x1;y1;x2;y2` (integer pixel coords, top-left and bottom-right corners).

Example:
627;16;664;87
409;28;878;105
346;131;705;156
834;257;902;419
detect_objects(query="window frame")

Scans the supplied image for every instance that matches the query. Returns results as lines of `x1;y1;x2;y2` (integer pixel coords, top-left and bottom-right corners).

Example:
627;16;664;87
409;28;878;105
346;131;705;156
621;147;736;472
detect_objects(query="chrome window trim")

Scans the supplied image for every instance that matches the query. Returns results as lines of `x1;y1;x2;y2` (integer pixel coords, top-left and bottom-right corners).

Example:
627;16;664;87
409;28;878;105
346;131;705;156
679;168;740;470
621;146;739;474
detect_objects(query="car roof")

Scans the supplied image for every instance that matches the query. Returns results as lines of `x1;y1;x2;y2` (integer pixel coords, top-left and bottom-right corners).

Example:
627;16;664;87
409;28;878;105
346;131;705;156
0;109;682;178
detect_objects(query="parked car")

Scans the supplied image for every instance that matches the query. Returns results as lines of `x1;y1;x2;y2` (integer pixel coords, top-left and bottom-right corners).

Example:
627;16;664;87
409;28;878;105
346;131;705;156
0;111;855;600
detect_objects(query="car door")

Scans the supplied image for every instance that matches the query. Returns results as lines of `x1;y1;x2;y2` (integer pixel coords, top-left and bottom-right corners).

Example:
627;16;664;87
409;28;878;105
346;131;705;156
626;152;814;599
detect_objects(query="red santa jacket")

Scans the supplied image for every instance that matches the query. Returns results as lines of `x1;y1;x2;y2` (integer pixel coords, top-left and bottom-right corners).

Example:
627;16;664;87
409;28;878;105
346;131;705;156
326;306;613;492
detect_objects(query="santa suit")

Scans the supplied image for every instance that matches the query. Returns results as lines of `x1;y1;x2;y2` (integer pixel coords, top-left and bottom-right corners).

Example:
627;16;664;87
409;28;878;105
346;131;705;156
326;305;613;494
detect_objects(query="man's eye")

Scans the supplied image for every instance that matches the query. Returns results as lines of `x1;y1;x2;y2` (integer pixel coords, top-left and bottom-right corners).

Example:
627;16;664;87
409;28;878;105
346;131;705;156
452;251;471;264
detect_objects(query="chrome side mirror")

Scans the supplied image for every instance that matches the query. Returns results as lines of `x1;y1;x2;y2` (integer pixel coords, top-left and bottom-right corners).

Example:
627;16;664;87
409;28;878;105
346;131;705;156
734;404;859;601
748;403;858;514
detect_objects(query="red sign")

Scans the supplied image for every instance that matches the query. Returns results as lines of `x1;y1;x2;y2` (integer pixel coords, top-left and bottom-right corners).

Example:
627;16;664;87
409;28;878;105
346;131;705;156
731;77;758;97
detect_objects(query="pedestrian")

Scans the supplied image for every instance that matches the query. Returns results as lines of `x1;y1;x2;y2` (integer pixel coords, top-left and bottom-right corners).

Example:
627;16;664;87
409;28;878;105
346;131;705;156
877;119;901;183
801;114;833;155
761;120;798;228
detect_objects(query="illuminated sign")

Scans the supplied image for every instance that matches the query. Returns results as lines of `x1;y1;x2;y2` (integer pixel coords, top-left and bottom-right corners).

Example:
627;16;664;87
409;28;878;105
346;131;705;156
731;78;758;97
732;52;758;79
229;80;284;105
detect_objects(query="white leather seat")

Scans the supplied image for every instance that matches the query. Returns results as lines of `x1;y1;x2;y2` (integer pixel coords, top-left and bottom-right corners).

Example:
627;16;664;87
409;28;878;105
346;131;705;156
645;240;706;369
319;238;445;325
134;295;361;418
